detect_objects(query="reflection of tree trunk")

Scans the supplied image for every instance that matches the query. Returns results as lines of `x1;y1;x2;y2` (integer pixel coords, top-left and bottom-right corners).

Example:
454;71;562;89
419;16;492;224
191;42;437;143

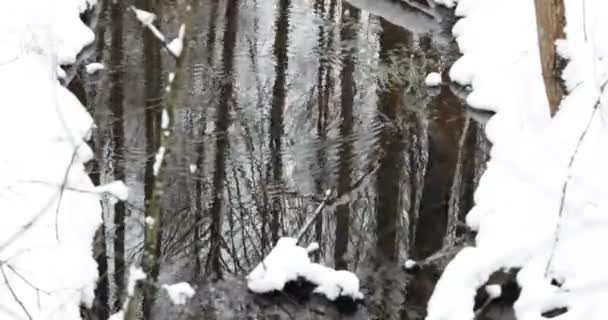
314;0;336;262
140;0;163;317
90;131;110;320
444;117;472;248
95;0;109;62
193;0;219;281
535;0;565;116
109;0;126;312
413;86;463;259
334;3;359;271
375;19;406;263
93;223;110;320
313;0;327;260
268;0;290;245
206;0;239;279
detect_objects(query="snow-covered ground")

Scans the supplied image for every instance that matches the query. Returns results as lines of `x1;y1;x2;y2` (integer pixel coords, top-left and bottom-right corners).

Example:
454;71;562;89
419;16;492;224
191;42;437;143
0;1;123;319
427;0;608;319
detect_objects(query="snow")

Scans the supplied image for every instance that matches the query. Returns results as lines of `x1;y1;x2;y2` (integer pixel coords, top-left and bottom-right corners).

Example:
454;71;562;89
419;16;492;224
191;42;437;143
94;180;129;201
108;311;125;320
425;72;442;86
161;108;169;129
167;24;186;58
162;282;195;305
85;62;105;74
485;284;501;300
131;6;165;42
247;237;363;301
127;266;146;296
153;146;166;176
132;7;156;26
145;216;156;225
404;259;418;270
0;0;110;319
427;0;608;319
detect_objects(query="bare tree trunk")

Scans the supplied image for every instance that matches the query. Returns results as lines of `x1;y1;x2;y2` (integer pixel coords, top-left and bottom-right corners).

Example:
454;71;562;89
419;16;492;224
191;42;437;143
535;0;566;116
313;0;327;261
140;0;163;317
109;0;126;312
268;0;290;245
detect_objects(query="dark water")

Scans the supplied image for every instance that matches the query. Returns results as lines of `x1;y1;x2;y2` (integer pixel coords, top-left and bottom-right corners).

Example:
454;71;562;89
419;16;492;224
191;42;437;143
75;0;492;319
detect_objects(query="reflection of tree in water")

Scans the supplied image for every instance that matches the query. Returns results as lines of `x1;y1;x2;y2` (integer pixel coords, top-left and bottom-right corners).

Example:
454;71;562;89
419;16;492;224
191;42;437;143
81;0;491;318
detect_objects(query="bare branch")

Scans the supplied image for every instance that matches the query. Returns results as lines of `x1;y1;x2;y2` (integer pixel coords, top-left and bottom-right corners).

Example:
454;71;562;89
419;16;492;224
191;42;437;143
1;266;33;320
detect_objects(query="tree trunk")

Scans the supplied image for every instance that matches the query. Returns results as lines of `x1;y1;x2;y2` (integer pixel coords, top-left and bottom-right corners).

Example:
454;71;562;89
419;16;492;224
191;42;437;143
206;0;239;279
535;0;566;116
140;0;163;318
109;0;126;312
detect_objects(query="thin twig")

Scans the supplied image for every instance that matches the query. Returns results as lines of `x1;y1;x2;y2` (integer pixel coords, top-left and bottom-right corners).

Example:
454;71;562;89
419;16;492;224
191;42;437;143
55;148;80;241
295;189;332;243
1;266;33;320
5;264;51;295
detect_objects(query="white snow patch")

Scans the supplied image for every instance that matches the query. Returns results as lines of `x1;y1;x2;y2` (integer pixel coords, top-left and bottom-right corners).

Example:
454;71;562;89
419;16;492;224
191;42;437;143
425;72;442;86
485;284;502;300
247;237;363;301
145;216;155;225
127;266;146;296
161;108;169;129
131;6;165;42
306;241;319;253
162;282;196;305
404;259;418;270
153;146;166;176
167;24;186;57
133;7;157;27
85;62;105;74
95;180;129;201
108;311;125;320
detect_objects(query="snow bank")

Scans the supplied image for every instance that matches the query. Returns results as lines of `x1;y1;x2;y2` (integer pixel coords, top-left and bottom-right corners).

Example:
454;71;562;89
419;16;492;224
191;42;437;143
427;0;608;319
0;1;123;319
247;237;363;301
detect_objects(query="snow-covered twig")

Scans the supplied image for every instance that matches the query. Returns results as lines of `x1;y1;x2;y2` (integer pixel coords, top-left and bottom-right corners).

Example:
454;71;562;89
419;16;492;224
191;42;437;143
128;6;185;59
545;80;608;277
54;148;79;240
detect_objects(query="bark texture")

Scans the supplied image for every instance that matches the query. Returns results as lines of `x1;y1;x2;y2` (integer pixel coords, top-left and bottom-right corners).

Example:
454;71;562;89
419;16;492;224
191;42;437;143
535;0;566;116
